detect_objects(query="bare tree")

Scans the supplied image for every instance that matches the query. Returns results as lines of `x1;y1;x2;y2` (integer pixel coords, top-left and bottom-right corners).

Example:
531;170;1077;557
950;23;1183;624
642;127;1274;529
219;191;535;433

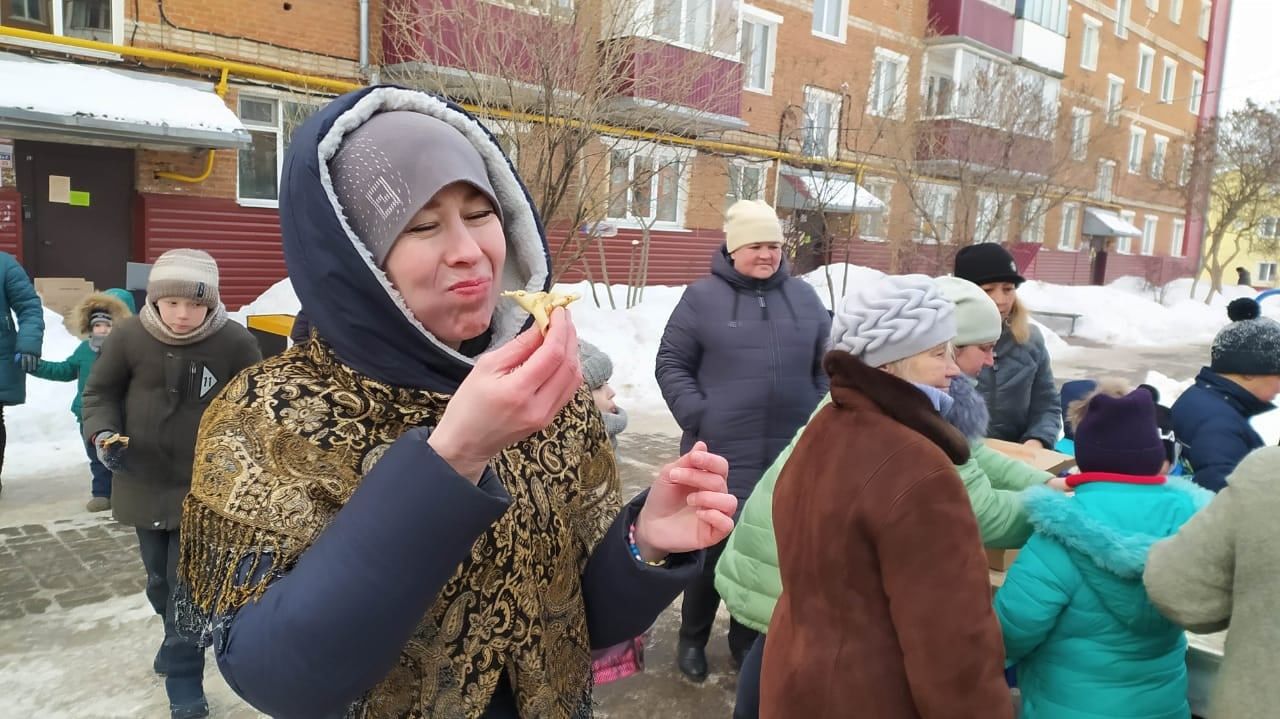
382;0;742;302
1187;102;1280;301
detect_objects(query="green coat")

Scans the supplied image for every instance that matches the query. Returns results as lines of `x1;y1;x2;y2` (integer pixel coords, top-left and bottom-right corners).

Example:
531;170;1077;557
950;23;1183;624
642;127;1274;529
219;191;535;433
715;387;1050;633
995;476;1212;719
31;289;136;422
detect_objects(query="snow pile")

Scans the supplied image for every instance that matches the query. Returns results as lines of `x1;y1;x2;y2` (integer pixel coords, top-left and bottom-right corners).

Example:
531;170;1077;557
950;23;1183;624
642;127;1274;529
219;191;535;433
228;277;302;326
8;308;86;477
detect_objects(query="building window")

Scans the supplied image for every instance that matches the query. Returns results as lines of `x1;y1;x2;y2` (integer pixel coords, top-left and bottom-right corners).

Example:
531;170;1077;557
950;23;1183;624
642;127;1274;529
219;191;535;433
1137;46;1156;93
1097;159;1117;201
1080;16;1101;70
1115;0;1130;37
868;48;908;119
1020;0;1069;35
1198;1;1211;40
859;178;892;241
812;0;846;41
1189;72;1204;114
1150;135;1169;180
237;95;316;205
1141;215;1158;255
654;0;715;49
1021;198;1048;245
1145;0;1158;10
975;191;1007;244
1259;216;1280;239
1260;262;1278;284
63;0;111;41
1118;210;1137;253
803;86;842;158
1059;203;1081;250
1170;0;1183;23
915;183;957;244
606;144;688;225
1160;59;1178;103
1;0;50;26
726;160;766;208
1179;144;1194;185
1071;110;1092;161
1128;126;1146;174
1106;76;1125;125
741;8;780;94
1171;218;1186;256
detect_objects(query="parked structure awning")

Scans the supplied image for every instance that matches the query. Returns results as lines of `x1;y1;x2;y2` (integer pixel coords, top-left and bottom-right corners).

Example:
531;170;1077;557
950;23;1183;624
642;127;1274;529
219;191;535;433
0;55;251;150
1082;207;1142;238
777;166;885;213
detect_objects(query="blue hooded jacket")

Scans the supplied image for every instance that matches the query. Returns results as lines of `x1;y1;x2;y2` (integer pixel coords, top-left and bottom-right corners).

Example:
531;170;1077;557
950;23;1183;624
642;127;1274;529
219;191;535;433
1171;367;1272;492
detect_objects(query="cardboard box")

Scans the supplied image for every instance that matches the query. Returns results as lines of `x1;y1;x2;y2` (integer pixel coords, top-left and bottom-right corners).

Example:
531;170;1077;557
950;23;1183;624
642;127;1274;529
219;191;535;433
986;548;1020;572
983;438;1076;475
35;277;95;317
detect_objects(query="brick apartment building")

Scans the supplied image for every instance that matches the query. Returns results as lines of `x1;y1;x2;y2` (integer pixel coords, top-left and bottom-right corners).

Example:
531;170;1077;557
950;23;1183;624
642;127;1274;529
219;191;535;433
0;0;1232;308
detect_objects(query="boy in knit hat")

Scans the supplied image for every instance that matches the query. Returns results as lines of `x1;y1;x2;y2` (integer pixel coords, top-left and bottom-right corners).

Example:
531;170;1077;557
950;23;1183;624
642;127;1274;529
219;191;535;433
994;387;1211;718
1171;296;1280;491
580;340;627;446
81;248;261;719
28;288;136;512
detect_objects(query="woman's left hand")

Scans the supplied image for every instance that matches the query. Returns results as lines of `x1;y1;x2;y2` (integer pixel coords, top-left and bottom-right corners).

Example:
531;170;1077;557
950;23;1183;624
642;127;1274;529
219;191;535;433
632;442;737;562
1023;438;1047;449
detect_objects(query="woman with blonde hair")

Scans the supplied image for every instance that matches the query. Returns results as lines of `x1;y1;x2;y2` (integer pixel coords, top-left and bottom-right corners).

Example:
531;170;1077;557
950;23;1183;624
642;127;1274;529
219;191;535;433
954;243;1060;448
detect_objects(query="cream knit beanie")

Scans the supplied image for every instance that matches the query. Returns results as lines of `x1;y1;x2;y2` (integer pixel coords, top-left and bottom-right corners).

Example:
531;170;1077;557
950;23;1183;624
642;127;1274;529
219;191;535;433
146;248;221;309
831;274;956;368
724;199;784;254
934;276;1002;347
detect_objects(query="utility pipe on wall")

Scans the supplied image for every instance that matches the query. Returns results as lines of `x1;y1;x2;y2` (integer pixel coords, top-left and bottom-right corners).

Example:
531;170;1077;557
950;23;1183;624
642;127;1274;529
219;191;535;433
358;0;370;79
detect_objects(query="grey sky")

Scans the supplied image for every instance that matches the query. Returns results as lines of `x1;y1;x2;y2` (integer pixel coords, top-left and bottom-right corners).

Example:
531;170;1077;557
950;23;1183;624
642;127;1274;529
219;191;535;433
1219;0;1280;112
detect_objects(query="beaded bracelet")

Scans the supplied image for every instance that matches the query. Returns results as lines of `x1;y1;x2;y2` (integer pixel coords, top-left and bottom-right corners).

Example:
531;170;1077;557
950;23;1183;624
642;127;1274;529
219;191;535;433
628;523;667;567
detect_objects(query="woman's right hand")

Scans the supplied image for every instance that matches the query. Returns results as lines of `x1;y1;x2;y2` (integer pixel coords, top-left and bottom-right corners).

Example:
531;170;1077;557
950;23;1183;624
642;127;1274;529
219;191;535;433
428;308;583;483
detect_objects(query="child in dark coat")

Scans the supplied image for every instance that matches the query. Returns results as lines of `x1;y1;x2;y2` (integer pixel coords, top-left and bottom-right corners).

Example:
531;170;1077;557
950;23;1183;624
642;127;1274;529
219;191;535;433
29;288;135;511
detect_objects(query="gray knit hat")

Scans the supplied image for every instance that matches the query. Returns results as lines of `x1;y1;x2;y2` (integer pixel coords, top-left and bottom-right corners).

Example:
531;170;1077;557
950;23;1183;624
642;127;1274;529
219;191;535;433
935;276;1002;347
579;340;613;390
329;110;503;267
1211;298;1280;375
146;248;220;308
832;274;956;368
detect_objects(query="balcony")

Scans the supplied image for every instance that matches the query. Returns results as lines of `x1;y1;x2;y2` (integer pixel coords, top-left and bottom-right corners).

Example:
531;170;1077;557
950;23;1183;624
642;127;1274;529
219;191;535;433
928;0;1015;54
915;118;1052;181
600;36;743;132
1013;0;1068;74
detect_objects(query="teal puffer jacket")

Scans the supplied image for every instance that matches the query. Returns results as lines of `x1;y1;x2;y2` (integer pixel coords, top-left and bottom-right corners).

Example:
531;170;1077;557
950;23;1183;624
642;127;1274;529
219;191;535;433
995;475;1213;718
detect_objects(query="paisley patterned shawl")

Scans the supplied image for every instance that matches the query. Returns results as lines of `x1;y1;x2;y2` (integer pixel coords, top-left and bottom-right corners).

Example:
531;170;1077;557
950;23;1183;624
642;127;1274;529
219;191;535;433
179;337;621;718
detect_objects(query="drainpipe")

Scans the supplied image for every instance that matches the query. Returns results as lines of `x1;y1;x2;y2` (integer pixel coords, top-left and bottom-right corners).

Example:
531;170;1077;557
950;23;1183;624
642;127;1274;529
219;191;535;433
1187;0;1233;277
359;0;370;80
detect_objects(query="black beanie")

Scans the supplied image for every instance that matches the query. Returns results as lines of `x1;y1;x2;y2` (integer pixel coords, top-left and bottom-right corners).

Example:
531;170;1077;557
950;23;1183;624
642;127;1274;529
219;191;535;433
954;243;1025;287
1211;298;1280;376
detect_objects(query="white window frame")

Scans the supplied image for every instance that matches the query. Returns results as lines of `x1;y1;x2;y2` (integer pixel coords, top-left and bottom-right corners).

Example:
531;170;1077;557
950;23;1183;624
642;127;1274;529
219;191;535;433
726;158;768;208
1116;0;1131;37
1160;58;1178;103
1189;71;1204;114
1128;126;1147;174
1059;203;1081;250
1118;210;1137;253
868;47;909;119
1179;143;1194;185
1137;45;1156;93
1259;217;1280;239
1170;0;1183;23
653;0;718;50
1145;0;1159;11
811;0;848;42
1021;197;1048;245
803;85;843;158
1259;262;1278;283
741;6;782;95
236;93;320;207
1151;134;1169;180
1106;75;1125;125
1141;215;1158;255
1198;1;1211;40
1080;15;1102;71
34;0;126;46
604;139;693;229
858;177;893;242
1171;218;1186;257
975;191;1007;244
1071;109;1092;161
914;183;958;245
1097;159;1118;200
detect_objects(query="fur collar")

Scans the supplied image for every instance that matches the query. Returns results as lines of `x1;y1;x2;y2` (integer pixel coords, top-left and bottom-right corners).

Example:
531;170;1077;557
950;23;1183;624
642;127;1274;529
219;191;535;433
69;290;133;339
824;351;970;465
1021;476;1213;578
945;376;990;442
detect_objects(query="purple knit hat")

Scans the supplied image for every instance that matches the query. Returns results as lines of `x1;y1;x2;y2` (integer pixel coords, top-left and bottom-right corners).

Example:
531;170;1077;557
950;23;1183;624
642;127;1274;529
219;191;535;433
1074;388;1166;476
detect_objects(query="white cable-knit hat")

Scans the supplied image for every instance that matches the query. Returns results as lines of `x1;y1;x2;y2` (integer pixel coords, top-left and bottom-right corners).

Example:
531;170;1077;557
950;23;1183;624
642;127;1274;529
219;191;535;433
831;274;956;368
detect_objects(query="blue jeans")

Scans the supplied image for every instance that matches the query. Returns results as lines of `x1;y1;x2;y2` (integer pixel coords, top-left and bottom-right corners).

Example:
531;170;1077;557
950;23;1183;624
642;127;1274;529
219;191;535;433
79;423;112;498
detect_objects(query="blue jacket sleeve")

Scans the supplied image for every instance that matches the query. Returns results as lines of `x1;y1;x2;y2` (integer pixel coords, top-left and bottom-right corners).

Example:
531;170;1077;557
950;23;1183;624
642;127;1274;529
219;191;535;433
655;290;708;434
214;428;511;719
581;491;702;649
993;534;1078;663
5;258;45;357
1188;425;1254;492
1021;331;1062;448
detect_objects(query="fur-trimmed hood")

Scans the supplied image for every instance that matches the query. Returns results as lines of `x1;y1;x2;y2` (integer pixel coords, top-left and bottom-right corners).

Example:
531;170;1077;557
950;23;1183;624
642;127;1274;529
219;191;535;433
825;351;970;465
69;288;135;339
945;375;990;443
1022;475;1212;632
280;86;549;391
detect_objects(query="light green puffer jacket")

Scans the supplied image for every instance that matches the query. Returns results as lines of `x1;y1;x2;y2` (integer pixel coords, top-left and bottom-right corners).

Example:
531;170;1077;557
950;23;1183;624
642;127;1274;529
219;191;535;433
715;379;1050;633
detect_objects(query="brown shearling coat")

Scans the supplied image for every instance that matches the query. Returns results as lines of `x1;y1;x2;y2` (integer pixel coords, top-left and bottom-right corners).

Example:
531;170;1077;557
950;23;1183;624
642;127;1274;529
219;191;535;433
761;351;1012;719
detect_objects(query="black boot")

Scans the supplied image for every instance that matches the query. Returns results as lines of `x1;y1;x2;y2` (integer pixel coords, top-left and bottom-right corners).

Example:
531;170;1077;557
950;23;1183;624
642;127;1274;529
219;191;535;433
677;643;709;683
